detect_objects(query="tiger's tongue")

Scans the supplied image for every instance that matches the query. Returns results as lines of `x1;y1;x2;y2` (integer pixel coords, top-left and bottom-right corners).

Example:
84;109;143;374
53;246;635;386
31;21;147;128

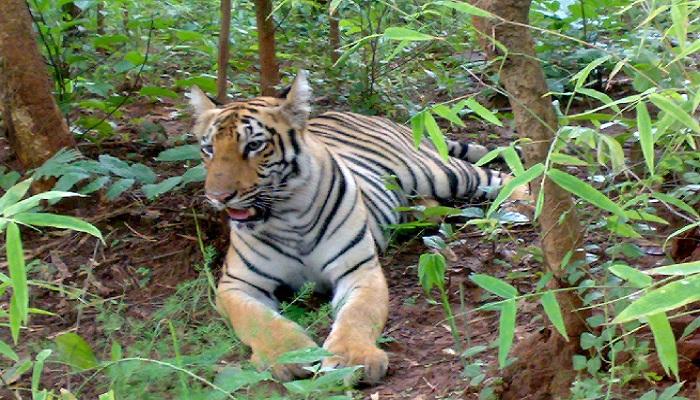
226;208;253;220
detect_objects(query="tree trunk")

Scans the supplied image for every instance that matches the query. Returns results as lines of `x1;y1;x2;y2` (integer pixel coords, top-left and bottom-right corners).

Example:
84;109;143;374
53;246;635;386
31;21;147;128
472;1;587;399
0;0;76;174
254;0;279;96
329;9;340;64
217;0;232;103
96;2;105;35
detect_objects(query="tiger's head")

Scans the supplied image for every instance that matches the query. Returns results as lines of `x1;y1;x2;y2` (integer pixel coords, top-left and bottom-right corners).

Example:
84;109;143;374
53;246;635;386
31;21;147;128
188;71;312;227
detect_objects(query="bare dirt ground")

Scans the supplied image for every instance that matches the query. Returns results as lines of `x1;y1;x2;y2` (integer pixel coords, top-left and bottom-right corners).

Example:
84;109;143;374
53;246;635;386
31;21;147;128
2;98;699;399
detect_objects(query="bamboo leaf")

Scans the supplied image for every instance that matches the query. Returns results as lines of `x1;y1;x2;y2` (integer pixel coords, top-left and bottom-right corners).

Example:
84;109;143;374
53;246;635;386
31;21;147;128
546;169;626;219
636;102;655;173
464;98;503;126
609;263;652;288
383;27;435;41
647;260;700;276
652;192;700;219
502;146;524;176
487;163;544;217
423;112;449;160
432;105;465;127
613;275;700;323
498;299;517;368
572;56;610;90
649;94;700;134
540;291;568;341
0;339;19;362
436;0;494;18
411;112;426;148
6;222;27;344
12;213;103;243
470;274;517;298
0;179;33;212
578;88;621;113
647;313;679;379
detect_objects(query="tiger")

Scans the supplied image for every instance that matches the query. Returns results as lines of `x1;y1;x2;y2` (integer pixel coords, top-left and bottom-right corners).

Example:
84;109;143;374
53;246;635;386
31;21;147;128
188;70;528;384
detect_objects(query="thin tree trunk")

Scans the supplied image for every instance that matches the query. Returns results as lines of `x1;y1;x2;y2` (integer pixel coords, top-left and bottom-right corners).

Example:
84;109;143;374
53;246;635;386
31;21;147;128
0;0;76;174
217;0;232;103
96;2;105;35
472;1;587;398
329;9;340;64
254;0;279;96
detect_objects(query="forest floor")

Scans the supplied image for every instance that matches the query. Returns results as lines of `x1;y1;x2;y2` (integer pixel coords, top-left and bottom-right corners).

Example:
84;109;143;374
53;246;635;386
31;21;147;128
2;97;698;399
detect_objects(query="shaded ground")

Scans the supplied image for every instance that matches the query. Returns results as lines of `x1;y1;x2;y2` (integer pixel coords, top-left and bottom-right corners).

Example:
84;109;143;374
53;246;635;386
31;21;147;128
2;98;699;399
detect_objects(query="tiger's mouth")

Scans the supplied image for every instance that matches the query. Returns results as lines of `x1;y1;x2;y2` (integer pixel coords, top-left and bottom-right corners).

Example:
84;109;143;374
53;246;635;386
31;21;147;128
225;207;266;223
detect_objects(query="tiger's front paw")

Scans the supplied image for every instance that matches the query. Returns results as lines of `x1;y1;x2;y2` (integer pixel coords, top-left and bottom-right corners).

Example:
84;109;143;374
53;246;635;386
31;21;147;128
322;339;389;384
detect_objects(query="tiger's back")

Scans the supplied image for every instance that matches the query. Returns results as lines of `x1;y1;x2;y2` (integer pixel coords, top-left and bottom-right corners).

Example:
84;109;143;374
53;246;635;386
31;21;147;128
307;111;510;249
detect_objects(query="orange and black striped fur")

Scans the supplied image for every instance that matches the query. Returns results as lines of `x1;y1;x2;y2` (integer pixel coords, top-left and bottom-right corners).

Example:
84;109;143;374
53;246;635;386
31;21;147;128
188;71;526;383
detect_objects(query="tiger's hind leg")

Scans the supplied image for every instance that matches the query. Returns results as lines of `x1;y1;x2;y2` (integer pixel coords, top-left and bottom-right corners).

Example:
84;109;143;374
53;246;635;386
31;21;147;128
322;260;389;383
217;249;318;381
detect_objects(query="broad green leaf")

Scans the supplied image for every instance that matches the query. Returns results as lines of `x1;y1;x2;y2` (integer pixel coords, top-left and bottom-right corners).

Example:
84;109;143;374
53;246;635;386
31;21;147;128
142;177;183;200
436;0;494;18
613;275;700;323
572;56;610;90
128;163;157;184
418;253;447;293
156;145;201;161
54;333;99;371
0;339;18;361
540;291;568;341
652;192;700;218
647;313;678;379
464;98;503;127
106;178;135;200
578;88;621;113
0;179;33;212
276;347;331;364
423;112;449;160
502;146;524;176
546;169;626;219
12;213;103;243
80;176;111;195
487;163;544;217
432;105;465;127
411;112;426;148
6;222;27;344
470;274;517;298
647;260;700;276
649;94;700;134
608;263;652;288
32;349;52;396
383;27;435;41
140;86;178;99
2;191;83;217
636;102;654;173
498;299;517;368
180;164;206;185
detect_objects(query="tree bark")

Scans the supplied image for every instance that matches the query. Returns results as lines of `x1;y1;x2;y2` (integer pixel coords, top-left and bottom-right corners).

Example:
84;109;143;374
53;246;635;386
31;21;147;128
217;0;232;103
0;0;76;173
472;1;587;398
254;0;279;96
329;8;340;64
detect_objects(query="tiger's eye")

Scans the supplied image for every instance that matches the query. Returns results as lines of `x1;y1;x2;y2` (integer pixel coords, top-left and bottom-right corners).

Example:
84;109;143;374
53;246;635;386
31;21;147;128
245;141;265;153
202;144;214;156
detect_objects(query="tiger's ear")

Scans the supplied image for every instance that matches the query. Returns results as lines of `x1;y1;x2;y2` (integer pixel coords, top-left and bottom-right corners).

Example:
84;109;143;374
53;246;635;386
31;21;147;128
280;70;311;130
188;85;216;117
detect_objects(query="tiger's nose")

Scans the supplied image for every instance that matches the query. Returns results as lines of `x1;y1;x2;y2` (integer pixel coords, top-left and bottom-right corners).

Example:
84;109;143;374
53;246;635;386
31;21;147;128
207;191;236;203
